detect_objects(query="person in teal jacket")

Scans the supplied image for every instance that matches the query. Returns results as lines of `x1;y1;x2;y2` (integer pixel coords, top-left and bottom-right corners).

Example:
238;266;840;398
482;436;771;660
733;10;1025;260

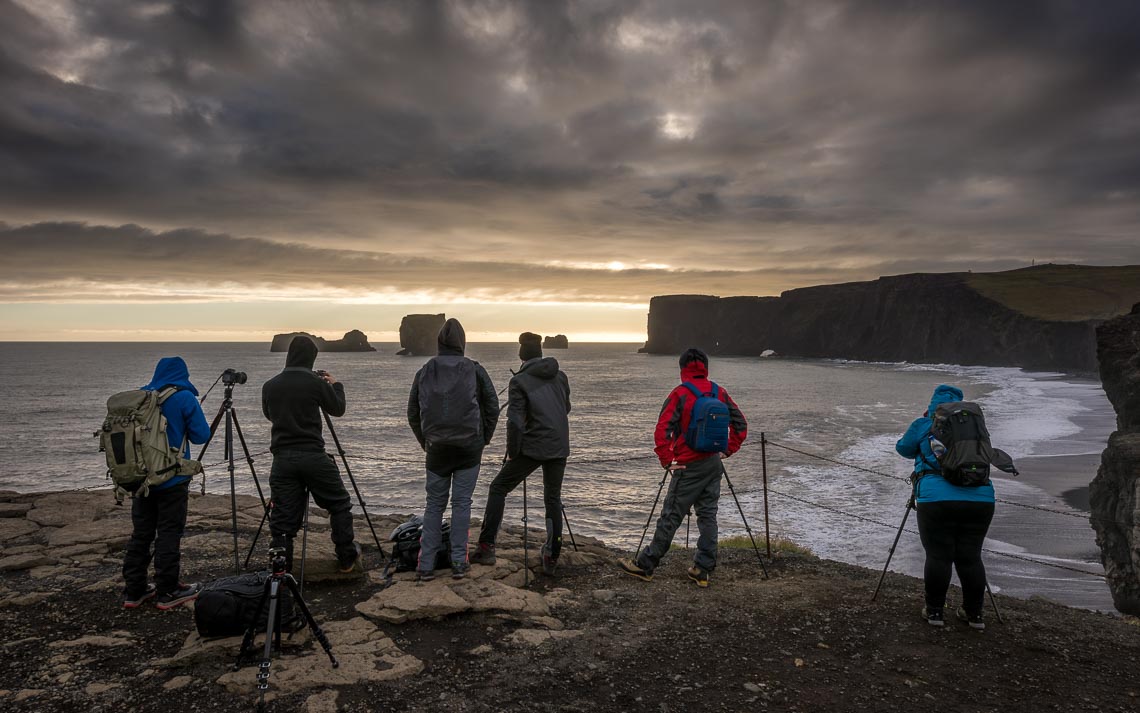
896;384;994;630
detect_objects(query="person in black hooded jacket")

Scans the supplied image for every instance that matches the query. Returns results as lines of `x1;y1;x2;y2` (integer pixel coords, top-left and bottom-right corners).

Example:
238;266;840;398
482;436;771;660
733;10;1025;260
262;336;359;573
470;332;571;575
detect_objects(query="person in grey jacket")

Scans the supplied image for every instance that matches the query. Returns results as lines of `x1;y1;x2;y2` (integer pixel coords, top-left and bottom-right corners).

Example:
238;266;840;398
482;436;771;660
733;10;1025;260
407;318;499;580
470;332;571;575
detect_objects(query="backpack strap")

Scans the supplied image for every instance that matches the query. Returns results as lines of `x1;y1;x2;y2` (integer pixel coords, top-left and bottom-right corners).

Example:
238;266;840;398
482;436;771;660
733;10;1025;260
682;381;718;399
156;386;179;405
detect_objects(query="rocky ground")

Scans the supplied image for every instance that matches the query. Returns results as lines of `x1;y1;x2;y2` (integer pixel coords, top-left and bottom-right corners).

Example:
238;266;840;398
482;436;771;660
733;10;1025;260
1;489;1138;713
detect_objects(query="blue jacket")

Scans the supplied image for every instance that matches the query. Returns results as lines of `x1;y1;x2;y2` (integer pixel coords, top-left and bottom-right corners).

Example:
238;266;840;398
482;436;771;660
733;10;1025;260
895;384;995;504
141;357;211;490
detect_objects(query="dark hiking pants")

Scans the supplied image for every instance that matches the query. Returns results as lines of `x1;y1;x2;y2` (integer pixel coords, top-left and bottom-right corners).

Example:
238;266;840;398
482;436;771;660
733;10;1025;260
122;482;190;596
637;455;722;573
269;450;356;571
479;456;566;560
916;500;995;615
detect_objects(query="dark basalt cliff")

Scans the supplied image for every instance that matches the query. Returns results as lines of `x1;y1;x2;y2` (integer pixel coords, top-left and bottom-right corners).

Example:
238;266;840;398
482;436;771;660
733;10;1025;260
642;272;1098;371
1089;303;1140;615
543;334;569;349
270;329;376;352
397;314;445;356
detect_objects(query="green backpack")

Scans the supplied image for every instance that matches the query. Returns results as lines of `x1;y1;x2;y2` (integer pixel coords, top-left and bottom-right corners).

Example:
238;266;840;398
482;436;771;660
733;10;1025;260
98;387;203;501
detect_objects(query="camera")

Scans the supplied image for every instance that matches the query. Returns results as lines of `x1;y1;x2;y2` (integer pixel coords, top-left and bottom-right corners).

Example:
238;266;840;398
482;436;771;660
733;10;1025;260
221;368;248;385
268;546;288;574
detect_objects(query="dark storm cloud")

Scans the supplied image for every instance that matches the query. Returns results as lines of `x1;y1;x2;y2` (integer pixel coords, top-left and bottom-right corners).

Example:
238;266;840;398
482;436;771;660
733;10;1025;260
1;0;1138;298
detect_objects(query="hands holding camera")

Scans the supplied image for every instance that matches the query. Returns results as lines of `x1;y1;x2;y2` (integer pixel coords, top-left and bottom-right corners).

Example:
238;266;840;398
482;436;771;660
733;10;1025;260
315;369;338;385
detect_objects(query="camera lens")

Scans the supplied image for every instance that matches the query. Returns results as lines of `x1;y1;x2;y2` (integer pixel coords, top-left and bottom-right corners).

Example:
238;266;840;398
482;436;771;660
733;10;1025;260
221;368;248;385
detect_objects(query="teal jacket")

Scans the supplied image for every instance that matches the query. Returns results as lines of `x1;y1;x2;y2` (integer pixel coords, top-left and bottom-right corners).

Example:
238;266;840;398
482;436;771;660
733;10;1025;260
895;384;995;504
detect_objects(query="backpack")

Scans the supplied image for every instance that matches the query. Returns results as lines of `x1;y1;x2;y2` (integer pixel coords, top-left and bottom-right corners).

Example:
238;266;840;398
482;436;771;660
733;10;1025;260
417;357;482;447
193;571;296;638
98;387;203;501
681;382;731;453
930;401;995;487
380;516;451;584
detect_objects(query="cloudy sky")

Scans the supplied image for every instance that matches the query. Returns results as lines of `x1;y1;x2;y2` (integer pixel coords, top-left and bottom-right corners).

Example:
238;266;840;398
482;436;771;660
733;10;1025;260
2;0;1138;340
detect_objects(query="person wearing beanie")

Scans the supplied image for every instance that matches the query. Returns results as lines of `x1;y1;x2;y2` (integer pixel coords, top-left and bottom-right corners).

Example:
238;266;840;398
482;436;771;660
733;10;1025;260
618;347;747;587
407;318;500;580
470;332;572;576
262;335;360;575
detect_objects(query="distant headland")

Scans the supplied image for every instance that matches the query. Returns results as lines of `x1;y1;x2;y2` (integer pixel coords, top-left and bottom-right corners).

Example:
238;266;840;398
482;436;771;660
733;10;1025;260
543;334;569;349
397;314;446;356
270;330;376;352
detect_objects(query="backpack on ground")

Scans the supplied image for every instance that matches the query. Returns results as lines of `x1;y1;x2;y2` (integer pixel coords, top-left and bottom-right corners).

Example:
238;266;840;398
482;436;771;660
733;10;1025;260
380;516;451;585
193;571;296;638
417;357;482;447
97;387;203;501
682;382;731;453
930;401;995;487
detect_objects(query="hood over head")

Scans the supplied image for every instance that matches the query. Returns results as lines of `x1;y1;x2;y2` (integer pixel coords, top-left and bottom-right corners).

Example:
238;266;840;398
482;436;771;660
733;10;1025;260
438;318;466;356
286;335;319;369
927;384;964;415
142;356;199;396
519;356;559;379
680;359;709;383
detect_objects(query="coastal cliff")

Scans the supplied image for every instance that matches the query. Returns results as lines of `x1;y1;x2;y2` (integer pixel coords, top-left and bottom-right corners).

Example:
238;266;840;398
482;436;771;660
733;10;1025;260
270;330;376;352
641;265;1140;371
1090;302;1140;615
397;314;445;356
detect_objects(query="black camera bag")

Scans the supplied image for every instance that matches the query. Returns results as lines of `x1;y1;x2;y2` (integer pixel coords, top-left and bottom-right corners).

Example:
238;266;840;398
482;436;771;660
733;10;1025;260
193;571;295;638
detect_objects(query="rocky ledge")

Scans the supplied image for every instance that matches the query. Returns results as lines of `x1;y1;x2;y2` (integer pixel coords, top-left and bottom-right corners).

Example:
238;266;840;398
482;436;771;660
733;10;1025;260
1;489;1138;712
1090;302;1140;615
270;330;376;352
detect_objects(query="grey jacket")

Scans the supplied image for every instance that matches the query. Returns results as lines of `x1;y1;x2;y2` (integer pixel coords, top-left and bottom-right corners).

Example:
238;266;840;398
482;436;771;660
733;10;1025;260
507;357;571;461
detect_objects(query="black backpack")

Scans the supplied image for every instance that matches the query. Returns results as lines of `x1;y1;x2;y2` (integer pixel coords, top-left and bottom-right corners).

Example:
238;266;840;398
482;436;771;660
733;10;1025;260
380;516;451;584
931;401;995;487
193;571;296;638
417;357;482;447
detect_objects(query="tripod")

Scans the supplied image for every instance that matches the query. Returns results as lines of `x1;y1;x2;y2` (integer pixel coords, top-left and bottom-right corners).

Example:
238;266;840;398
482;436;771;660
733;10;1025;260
504;457;580;587
234;548;338;713
196;373;269;574
871;493;1003;624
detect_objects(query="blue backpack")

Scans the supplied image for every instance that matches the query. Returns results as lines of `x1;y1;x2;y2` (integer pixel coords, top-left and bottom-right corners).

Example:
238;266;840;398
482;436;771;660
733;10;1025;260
682;382;731;453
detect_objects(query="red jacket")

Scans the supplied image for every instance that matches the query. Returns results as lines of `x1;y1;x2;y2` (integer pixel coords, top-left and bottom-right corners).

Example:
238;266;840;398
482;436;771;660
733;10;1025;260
654;361;748;468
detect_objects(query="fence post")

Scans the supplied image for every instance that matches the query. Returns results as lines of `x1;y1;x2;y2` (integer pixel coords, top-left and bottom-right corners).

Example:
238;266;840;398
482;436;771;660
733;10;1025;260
761;431;771;559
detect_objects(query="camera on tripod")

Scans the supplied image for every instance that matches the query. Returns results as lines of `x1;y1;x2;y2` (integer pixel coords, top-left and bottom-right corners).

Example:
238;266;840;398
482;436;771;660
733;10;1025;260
222;368;248;385
268;546;288;574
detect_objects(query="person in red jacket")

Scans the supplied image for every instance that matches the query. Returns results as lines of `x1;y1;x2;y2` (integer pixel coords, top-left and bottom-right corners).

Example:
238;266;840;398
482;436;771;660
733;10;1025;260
619;347;747;587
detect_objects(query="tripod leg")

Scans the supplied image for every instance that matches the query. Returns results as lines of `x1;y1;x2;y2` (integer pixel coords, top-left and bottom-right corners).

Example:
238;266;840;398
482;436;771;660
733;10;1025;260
196;405;225;462
986;582;1004;624
561;504;579;552
872;499;914;603
685;510;691;550
634;470;670;560
299;496;310;598
721;467;769;579
234;577;272;671
244;503;270;570
255;579;280;712
322;411;386;558
283;575;339;668
522;478;529;586
230;411;268;512
226;409;240;574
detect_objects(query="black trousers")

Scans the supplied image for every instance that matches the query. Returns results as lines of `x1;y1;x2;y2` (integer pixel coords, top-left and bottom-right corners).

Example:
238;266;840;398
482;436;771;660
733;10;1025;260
479;456;566;560
269;450;356;570
916;500;995;615
122;482;190;596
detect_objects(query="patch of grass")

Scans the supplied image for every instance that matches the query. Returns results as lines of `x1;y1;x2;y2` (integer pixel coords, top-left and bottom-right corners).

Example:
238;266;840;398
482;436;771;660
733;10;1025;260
966;264;1140;322
719;534;814;557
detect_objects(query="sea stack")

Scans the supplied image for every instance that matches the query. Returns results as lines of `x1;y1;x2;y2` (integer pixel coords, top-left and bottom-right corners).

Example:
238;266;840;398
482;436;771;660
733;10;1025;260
543;334;569;349
1089;302;1140;615
398;314;446;356
270;330;376;352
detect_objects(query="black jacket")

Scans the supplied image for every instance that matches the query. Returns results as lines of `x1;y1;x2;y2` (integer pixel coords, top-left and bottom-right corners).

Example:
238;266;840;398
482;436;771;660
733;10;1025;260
507;357;571;461
262;337;346;453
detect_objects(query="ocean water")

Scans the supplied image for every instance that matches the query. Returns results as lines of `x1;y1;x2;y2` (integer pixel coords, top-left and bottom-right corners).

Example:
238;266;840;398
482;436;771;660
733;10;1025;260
0;343;1116;610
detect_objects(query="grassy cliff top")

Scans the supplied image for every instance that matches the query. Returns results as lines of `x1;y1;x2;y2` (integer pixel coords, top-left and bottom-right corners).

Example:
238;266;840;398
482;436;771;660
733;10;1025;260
966;264;1140;321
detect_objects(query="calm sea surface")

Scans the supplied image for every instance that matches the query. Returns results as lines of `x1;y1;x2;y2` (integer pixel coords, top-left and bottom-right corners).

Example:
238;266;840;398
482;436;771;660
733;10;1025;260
0;342;1117;610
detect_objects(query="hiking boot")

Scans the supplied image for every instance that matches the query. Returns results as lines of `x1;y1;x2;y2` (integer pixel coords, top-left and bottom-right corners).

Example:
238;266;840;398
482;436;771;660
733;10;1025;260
416;569;436;583
956;607;985;631
337;542;363;574
922;606;944;627
122;583;156;610
451;561;469;580
686;566;710;588
541;545;558;577
469;542;496;566
156;583;201;611
618;558;653;582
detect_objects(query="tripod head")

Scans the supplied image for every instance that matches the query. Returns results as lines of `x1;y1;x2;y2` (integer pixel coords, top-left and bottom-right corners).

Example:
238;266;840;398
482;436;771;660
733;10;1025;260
268;547;289;575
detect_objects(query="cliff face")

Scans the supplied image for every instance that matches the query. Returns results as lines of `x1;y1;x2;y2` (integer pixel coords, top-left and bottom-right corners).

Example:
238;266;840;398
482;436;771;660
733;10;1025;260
643;273;1099;371
270;330;376;352
1089;303;1140;615
398;314;445;356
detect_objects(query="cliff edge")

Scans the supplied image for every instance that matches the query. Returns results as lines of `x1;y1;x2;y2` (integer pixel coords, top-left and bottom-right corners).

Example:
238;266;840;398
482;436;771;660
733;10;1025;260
270;330;376;352
1090;302;1140;615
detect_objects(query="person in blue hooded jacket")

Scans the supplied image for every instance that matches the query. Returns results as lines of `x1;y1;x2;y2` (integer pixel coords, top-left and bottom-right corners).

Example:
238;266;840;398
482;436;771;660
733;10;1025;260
121;357;211;611
896;384;995;630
